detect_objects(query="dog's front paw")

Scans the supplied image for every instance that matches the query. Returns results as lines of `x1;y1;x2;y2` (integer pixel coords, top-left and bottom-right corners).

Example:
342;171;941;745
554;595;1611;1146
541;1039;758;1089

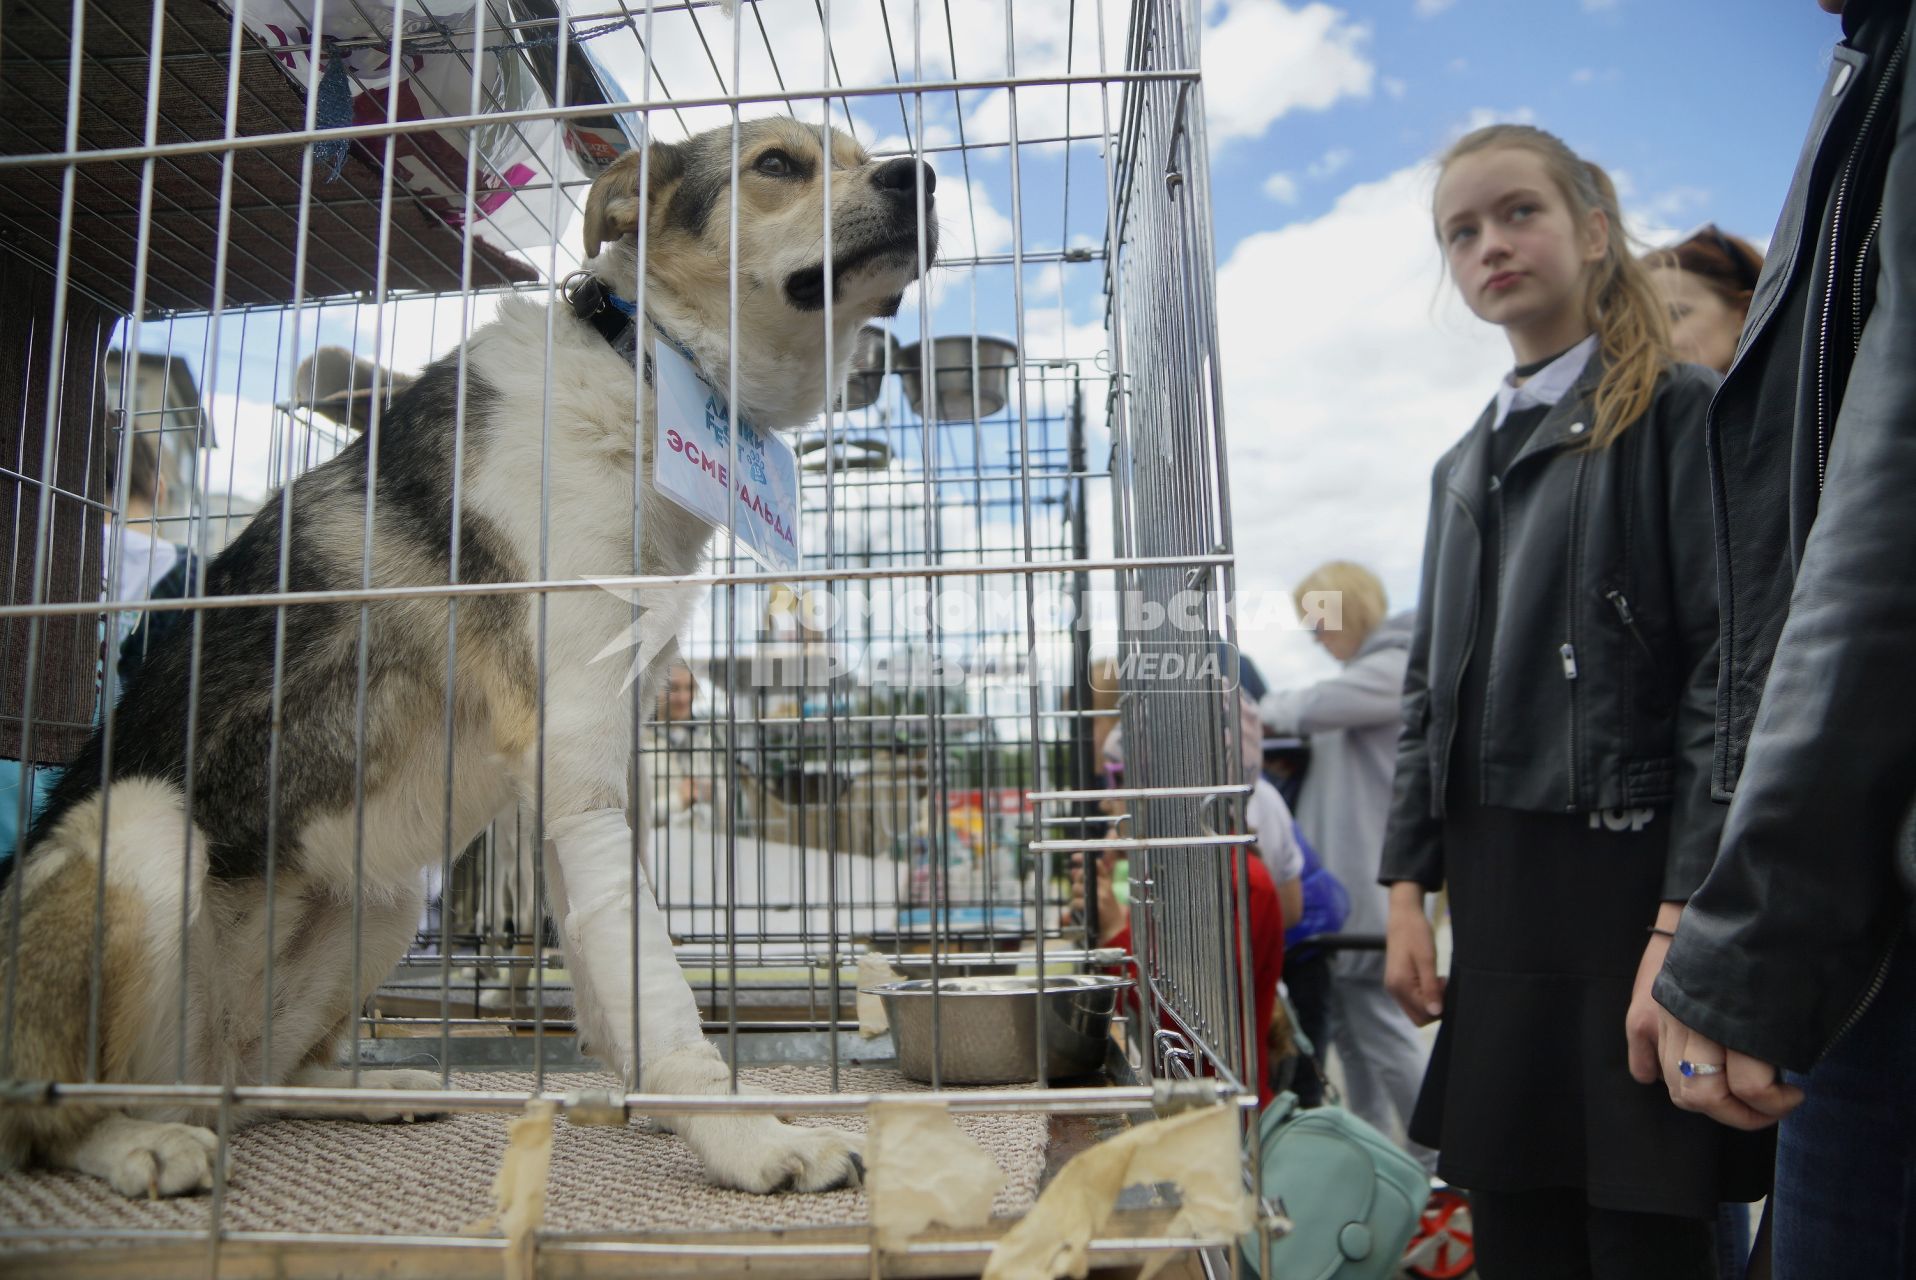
695;1116;865;1194
355;1068;454;1123
98;1121;220;1199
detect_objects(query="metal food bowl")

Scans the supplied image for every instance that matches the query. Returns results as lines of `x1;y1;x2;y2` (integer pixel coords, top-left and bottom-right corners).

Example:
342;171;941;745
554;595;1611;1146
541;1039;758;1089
837;324;897;411
868;974;1132;1084
896;335;1019;422
886;956;1021;981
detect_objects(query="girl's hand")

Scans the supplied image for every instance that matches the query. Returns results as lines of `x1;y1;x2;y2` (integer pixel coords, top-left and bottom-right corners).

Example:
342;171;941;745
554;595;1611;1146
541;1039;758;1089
1384;883;1445;1025
1067;851;1126;946
1626;902;1684;1083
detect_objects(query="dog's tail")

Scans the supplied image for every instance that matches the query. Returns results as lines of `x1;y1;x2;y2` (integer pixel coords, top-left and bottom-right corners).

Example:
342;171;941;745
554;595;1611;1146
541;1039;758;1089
0;777;202;1168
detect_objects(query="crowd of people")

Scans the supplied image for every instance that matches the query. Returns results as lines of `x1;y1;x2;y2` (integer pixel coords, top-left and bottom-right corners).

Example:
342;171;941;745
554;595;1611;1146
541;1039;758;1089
1081;3;1916;1276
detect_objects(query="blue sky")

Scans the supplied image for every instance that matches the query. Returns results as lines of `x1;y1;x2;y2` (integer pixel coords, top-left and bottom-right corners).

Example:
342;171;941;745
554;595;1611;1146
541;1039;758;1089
139;0;1852;687
1192;0;1847;688
1223;1;1838;260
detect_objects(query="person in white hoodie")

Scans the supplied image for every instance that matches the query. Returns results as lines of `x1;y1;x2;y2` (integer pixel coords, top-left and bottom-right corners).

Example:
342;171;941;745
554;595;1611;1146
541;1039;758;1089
1261;560;1434;1167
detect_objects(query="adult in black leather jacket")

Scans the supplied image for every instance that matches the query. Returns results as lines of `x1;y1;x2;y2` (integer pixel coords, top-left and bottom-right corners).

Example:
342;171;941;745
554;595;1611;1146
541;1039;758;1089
1653;0;1913;1082
1380;356;1725;900
1653;0;1916;1273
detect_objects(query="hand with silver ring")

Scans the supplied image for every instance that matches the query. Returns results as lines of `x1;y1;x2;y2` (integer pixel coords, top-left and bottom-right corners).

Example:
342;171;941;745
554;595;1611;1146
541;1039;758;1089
1656;1006;1804;1131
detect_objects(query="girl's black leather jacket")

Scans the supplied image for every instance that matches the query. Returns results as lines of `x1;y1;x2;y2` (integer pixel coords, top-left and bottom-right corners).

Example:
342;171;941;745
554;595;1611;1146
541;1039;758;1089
1379;357;1724;902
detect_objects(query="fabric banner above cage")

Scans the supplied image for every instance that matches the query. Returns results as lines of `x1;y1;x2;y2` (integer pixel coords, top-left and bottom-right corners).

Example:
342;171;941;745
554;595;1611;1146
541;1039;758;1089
226;0;639;258
0;0;542;313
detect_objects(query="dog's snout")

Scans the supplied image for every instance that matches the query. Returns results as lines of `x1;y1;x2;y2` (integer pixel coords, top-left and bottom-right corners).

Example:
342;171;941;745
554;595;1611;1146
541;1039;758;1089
873;156;936;198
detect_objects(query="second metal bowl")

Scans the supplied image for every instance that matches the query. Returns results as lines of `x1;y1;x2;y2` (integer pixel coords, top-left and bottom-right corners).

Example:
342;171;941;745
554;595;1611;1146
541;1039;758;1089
867;974;1132;1085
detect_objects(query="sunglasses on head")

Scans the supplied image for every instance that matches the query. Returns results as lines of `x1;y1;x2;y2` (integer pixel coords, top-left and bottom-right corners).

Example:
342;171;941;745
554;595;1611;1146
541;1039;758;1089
1678;222;1760;293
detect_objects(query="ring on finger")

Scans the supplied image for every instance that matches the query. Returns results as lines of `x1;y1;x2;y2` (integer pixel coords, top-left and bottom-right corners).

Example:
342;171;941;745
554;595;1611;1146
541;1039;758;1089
1678;1060;1724;1078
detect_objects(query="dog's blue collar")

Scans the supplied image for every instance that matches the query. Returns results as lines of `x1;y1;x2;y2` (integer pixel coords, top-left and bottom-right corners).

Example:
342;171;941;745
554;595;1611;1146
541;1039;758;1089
566;273;642;370
566;273;715;390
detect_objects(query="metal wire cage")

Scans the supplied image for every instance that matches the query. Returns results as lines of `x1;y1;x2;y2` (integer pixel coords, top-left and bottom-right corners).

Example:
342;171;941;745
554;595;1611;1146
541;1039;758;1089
0;0;1257;1273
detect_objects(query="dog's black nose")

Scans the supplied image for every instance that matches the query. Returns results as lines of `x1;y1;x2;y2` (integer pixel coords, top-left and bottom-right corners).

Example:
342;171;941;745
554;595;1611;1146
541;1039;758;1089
873;156;936;198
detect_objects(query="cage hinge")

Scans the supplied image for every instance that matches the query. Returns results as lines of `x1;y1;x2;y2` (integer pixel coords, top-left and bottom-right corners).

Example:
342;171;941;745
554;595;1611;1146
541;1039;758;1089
1149;1077;1220;1118
1183;545;1229;592
562;1089;630;1126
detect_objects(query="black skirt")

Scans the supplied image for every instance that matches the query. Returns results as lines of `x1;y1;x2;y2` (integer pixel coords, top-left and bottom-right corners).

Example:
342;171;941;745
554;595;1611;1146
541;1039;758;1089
1408;798;1774;1218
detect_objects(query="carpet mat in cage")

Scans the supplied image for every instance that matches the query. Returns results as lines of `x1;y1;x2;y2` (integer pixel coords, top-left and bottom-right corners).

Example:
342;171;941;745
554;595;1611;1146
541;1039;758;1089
0;1065;1046;1242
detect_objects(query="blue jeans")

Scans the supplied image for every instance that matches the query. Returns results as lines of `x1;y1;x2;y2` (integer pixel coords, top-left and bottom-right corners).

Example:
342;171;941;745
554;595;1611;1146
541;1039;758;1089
1714;1202;1750;1279
1772;931;1916;1279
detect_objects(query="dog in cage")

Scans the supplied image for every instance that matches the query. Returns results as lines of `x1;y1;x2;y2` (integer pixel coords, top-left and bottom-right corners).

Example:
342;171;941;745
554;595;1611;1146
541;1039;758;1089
0;118;936;1198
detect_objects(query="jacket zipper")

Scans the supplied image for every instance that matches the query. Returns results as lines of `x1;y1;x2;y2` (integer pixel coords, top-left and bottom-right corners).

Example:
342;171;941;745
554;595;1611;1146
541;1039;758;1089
1438;502;1480;818
1479;481;1508;804
1818;33;1907;494
1818;935;1900;1060
1439;607;1477;819
1605;590;1658;665
1850;208;1883;352
1562;454;1588;810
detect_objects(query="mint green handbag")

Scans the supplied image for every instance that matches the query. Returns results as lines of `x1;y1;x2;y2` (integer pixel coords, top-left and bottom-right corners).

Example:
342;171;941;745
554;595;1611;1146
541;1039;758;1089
1241;1091;1428;1280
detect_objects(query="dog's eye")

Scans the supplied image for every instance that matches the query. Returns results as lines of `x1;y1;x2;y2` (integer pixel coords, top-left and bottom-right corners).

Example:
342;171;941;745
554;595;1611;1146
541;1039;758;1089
754;150;797;178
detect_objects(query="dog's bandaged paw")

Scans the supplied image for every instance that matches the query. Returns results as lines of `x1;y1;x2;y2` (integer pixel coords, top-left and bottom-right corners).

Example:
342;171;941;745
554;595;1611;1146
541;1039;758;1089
74;1118;220;1199
645;1042;863;1193
694;1116;866;1194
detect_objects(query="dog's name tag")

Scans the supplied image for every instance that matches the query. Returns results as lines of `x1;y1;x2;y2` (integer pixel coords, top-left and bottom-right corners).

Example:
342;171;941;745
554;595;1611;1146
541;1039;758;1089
652;339;800;574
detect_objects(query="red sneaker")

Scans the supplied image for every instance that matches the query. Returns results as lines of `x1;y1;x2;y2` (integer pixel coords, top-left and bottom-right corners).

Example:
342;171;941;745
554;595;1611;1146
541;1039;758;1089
1402;1187;1474;1279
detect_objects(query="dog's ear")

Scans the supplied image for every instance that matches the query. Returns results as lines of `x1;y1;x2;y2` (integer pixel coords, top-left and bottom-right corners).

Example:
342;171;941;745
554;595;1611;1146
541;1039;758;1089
582;141;684;261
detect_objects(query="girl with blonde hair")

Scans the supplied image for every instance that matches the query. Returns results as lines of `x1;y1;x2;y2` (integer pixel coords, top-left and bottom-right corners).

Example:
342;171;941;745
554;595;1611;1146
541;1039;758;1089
1378;124;1770;1277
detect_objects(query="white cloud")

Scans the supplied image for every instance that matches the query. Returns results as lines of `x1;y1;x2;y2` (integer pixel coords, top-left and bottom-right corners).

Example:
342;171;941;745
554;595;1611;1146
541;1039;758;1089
933;175;1015;260
1383;76;1409;99
1264;172;1301;203
868;121;958;159
1642;184;1711;224
1414;0;1455;13
1600;171;1683;244
1308;147;1354;179
1456;104;1537;136
1019;303;1107;365
1201;2;1375;144
964;83;1116;153
1213;164;1511;692
589;0;1138;158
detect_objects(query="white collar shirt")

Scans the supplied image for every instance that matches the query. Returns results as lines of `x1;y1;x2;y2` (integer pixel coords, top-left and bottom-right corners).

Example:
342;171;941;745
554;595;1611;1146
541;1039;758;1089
1491;333;1598;429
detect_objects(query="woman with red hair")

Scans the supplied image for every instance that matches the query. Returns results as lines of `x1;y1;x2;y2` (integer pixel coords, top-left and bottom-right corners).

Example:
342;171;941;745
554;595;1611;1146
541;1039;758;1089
1644;224;1765;376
